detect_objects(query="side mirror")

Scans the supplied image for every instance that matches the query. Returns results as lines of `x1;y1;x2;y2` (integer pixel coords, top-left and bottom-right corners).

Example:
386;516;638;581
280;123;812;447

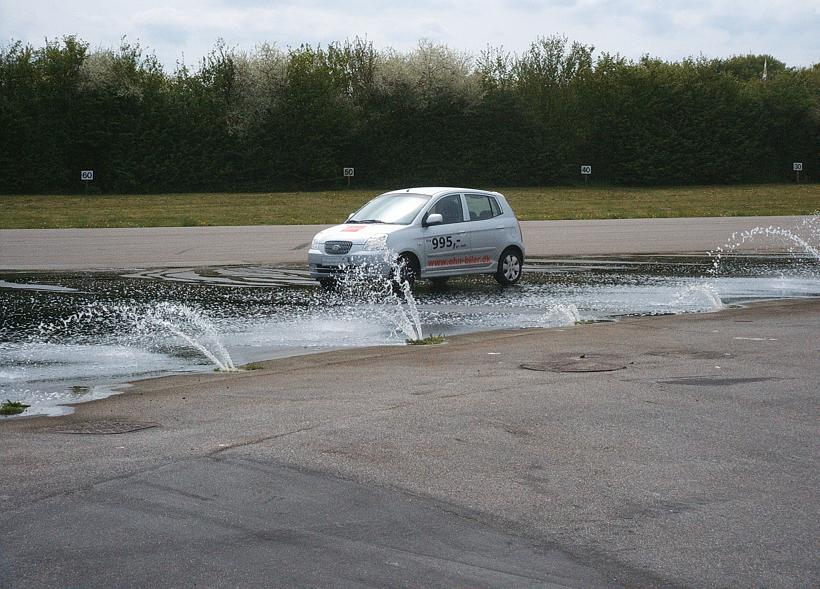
424;213;443;227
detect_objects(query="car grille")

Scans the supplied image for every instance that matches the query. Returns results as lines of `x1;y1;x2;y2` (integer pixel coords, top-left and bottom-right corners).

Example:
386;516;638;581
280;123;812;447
324;241;353;255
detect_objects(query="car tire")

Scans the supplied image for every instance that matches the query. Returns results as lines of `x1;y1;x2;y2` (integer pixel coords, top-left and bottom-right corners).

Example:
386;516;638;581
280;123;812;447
318;277;337;291
394;254;418;290
495;248;523;285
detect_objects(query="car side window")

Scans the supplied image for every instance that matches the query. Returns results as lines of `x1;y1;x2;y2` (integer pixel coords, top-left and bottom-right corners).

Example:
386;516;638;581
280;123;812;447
466;194;500;221
429;194;465;224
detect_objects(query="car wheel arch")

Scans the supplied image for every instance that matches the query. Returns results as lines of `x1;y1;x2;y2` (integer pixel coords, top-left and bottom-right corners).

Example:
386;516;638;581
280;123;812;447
502;244;524;263
495;246;524;285
397;250;421;275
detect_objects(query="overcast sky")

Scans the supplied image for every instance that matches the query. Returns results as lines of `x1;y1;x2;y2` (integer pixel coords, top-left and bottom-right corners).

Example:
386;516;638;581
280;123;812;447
2;0;818;68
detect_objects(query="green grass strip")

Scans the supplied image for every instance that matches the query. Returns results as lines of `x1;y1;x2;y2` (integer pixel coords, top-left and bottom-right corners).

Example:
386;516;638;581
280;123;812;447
1;185;817;229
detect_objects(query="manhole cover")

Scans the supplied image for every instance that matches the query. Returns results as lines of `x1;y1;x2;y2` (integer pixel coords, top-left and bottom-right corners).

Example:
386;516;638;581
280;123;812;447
40;420;159;435
521;353;627;373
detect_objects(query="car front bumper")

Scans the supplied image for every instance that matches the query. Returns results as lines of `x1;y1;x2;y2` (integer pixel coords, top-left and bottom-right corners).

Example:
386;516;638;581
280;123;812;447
308;249;393;280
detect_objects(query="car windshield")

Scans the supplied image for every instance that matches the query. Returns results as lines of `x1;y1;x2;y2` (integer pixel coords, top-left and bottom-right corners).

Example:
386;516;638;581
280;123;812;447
348;193;431;225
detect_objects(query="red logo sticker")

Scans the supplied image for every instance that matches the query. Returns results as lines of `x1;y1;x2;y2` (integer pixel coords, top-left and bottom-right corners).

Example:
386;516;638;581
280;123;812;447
342;225;366;232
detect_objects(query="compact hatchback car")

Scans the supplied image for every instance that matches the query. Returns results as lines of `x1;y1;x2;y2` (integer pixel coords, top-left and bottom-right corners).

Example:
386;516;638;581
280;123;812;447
308;187;525;288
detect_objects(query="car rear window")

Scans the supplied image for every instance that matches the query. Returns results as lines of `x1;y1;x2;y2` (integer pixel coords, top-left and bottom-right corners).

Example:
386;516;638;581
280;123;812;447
466;194;502;221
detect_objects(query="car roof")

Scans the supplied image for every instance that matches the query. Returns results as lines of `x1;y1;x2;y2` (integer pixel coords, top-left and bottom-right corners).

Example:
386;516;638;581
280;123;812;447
382;187;502;198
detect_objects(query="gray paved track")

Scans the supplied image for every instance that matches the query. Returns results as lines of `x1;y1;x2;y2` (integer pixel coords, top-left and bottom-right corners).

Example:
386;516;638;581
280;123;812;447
0;215;811;270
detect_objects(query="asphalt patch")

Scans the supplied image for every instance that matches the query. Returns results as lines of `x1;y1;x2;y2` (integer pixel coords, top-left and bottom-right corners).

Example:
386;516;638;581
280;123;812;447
657;376;780;386
39;419;159;435
521;353;627;373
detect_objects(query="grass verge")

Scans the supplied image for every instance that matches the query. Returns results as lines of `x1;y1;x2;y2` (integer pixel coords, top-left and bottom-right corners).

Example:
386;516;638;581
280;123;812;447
406;334;446;345
242;362;265;371
1;184;818;229
1;400;30;415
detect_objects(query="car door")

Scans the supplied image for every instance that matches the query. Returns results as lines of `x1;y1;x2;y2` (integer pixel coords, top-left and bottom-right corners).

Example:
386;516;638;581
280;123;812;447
464;193;505;269
421;193;471;275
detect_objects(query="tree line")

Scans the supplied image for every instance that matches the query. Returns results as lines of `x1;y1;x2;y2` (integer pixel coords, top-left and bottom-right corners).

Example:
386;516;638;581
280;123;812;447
0;35;817;194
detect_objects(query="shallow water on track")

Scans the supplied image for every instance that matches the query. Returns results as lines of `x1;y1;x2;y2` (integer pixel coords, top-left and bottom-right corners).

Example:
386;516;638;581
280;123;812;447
1;252;818;417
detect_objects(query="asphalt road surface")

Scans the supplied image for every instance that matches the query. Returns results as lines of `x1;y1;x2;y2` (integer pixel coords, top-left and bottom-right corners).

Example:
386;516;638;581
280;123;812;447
2;299;818;588
0;215;811;270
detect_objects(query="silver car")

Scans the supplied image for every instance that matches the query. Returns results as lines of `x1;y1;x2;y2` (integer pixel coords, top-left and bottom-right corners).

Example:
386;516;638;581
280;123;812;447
308;187;525;288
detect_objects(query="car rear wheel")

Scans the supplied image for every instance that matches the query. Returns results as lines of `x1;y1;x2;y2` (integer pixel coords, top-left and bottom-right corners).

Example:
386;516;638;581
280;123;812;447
495;248;522;285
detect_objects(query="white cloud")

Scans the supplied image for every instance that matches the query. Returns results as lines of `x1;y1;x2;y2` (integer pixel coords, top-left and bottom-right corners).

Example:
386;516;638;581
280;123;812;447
1;0;817;68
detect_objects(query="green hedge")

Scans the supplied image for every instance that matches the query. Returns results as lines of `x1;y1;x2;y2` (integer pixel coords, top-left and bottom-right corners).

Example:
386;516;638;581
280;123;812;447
1;36;817;194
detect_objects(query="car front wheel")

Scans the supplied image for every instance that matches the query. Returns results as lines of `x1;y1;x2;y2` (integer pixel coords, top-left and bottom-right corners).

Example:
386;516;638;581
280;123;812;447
495;248;522;285
318;277;338;291
394;254;419;289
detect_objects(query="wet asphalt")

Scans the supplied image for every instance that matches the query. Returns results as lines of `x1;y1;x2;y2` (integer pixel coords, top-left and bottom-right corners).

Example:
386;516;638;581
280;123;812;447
2;298;818;588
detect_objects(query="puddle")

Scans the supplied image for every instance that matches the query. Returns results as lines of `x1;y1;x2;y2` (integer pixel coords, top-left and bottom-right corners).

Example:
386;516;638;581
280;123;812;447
1;251;818;417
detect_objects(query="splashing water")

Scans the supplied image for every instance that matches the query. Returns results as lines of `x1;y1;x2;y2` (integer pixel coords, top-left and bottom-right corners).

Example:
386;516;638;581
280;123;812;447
671;283;724;311
330;249;424;341
393;263;424;341
798;212;820;242
131;303;236;371
708;217;820;276
37;301;236;371
544;303;582;326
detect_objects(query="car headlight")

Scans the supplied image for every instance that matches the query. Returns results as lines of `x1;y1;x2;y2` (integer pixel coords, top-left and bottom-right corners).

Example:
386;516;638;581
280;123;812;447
363;234;389;251
311;237;322;251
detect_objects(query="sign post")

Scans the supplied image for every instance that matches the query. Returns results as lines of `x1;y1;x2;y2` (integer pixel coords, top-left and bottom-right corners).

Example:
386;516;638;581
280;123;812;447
580;165;591;185
343;167;354;187
81;170;94;194
793;162;802;184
